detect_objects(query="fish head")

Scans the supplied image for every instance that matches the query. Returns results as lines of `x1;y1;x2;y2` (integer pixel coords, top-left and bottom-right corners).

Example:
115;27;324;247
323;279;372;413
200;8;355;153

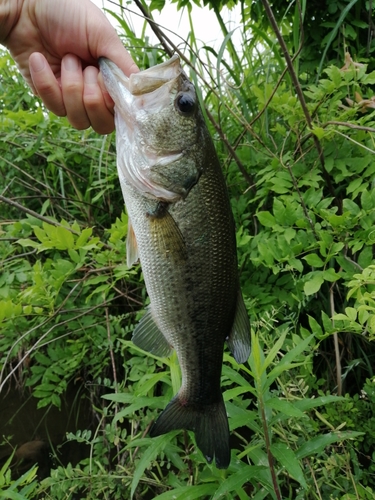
99;55;205;202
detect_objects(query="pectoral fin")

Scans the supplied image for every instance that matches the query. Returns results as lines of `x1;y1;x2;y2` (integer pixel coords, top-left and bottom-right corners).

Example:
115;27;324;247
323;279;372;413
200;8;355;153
149;209;187;262
132;307;172;357
227;291;250;364
126;218;139;268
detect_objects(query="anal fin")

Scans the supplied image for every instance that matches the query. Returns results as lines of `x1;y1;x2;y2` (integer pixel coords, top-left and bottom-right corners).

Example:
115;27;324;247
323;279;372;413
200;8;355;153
132;306;172;357
227;290;250;364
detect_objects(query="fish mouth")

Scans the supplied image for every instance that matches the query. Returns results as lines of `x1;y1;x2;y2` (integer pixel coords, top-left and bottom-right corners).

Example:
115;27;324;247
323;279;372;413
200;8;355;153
99;55;200;202
99;55;182;96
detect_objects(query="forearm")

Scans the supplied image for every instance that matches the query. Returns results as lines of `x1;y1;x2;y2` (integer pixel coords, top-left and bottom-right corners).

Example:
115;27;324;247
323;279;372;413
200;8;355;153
0;0;23;45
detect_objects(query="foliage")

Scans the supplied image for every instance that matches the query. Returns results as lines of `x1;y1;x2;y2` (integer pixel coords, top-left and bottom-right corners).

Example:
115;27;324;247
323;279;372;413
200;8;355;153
2;0;375;498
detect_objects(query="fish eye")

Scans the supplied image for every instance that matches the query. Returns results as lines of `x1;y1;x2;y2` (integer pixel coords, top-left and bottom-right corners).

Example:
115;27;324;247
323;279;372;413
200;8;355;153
175;93;196;116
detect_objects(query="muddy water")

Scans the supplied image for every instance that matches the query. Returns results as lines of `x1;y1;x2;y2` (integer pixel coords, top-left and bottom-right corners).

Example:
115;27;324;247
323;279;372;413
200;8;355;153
0;381;94;479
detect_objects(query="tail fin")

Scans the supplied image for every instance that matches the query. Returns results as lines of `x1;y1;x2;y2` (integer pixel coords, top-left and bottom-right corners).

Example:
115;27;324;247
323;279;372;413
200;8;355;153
150;394;230;469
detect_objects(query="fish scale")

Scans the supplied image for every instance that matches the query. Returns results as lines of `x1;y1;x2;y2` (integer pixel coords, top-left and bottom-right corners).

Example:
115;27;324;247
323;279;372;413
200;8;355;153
99;54;251;468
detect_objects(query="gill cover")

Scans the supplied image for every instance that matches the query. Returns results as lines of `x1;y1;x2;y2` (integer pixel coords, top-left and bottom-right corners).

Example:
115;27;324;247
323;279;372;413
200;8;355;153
99;55;199;202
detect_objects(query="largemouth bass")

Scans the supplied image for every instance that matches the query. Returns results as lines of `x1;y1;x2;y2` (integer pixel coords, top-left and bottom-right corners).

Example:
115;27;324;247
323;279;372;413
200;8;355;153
99;55;250;469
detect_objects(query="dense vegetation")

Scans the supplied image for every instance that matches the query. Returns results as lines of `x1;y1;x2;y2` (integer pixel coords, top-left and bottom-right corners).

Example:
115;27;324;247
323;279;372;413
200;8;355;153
1;0;375;498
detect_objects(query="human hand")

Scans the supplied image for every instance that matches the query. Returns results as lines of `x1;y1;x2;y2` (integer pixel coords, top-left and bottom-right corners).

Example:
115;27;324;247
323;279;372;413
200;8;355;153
1;0;138;134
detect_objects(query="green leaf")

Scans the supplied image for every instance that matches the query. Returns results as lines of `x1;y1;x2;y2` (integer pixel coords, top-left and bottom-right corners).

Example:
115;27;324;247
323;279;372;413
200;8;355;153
303;254;324;268
294;395;345;411
296;431;364;459
322;268;340;282
212;465;267;499
262;329;287;372
271;442;307;488
304;274;324;295
55;226;74;249
154;484;218;500
267;335;314;387
345;307;357;321
266;398;305;418
0;491;31;499
131;435;172;499
257;211;276;227
310;126;326;140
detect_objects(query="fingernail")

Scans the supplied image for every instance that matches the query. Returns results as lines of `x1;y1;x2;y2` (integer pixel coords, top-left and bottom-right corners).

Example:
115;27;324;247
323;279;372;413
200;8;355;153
63;55;80;72
29;53;46;72
84;67;98;84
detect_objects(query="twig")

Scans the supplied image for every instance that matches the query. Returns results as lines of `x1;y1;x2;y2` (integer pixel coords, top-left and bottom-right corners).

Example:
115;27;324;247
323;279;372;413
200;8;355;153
0;194;80;234
105;307;118;391
205;108;255;189
105;306;121;463
330;286;342;396
0;193;114;250
127;0;174;57
2;249;37;264
305;457;323;500
326;121;375;133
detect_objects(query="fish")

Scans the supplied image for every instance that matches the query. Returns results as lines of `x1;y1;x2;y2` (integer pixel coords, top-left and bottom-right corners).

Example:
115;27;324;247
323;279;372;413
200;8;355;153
99;54;250;469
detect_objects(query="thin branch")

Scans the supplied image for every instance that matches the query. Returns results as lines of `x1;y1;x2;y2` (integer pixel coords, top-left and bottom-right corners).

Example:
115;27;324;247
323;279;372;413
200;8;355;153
330;286;342;396
126;0;174;57
0;194;80;234
326;120;375;133
205;108;255;189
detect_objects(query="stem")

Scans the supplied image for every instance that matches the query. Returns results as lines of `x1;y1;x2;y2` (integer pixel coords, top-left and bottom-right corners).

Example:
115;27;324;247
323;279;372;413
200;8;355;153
105;307;120;463
259;395;282;500
330;286;342;396
205;108;255;189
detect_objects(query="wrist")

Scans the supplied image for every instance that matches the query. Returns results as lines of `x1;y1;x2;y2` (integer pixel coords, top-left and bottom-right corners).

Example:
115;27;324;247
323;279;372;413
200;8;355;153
0;0;23;46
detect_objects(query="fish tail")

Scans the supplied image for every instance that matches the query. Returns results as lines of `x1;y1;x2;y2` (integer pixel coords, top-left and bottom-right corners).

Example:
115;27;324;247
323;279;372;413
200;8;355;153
150;394;230;469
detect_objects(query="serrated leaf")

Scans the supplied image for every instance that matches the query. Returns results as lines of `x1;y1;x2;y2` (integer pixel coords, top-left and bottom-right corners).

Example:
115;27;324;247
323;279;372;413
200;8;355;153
75;227;93;248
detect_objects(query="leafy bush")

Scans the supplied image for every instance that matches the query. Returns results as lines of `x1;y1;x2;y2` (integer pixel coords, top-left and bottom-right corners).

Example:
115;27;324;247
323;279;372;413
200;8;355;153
1;0;375;498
